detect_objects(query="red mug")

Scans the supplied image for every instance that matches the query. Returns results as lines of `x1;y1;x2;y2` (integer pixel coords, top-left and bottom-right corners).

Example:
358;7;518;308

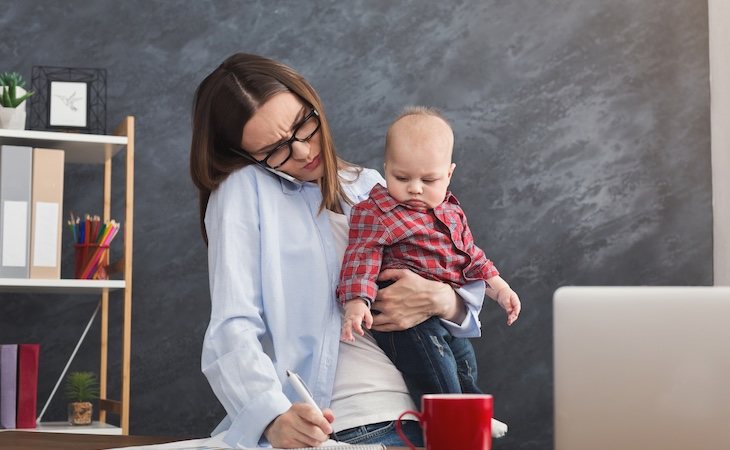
396;393;493;450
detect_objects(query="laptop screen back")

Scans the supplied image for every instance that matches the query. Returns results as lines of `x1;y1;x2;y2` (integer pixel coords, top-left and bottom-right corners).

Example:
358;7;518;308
554;286;730;450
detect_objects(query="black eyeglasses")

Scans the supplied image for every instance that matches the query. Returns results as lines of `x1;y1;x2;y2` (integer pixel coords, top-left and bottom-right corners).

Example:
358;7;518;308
237;107;321;170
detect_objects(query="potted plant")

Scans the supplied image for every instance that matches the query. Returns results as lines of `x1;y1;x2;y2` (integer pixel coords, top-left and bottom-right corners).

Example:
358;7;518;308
0;71;34;130
64;371;99;425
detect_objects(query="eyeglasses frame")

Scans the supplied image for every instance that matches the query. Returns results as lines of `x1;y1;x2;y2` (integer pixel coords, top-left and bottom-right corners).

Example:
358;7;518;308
232;106;321;170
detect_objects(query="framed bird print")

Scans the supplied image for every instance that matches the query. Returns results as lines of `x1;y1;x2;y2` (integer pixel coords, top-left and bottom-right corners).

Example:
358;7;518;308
29;66;107;134
49;81;88;128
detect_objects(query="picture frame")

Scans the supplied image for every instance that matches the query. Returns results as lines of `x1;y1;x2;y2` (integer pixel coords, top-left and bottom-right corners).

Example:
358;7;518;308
29;66;107;134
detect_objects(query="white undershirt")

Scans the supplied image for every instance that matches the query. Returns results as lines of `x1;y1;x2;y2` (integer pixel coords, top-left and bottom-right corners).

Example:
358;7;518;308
327;210;417;432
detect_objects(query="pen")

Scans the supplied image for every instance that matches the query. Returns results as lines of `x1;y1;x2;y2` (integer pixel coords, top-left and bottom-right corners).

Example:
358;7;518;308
286;369;322;412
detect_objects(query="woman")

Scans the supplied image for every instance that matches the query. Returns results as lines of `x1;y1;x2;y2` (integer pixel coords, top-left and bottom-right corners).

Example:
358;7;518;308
190;53;486;448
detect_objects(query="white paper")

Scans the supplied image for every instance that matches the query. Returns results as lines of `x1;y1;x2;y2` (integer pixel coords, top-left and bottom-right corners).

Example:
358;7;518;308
2;200;28;267
105;433;230;450
105;433;375;449
32;201;59;267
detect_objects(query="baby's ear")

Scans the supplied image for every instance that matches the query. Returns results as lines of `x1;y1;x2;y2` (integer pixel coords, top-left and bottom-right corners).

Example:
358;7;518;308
448;163;456;178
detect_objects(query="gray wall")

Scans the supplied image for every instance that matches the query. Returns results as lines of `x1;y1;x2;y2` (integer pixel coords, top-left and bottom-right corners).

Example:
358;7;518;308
0;1;711;449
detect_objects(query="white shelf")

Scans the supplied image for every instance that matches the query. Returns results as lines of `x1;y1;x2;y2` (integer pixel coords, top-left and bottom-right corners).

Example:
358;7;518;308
2;117;135;434
0;278;125;294
23;421;122;435
0;128;127;164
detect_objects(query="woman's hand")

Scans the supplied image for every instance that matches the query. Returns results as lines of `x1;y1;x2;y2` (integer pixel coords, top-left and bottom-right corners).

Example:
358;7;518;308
371;268;466;331
264;404;334;448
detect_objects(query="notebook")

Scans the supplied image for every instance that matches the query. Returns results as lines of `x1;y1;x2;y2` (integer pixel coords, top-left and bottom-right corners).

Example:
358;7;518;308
106;433;386;450
554;286;730;450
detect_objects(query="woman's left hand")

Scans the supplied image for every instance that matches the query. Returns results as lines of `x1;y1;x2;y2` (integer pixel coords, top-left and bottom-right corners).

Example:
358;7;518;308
371;268;465;331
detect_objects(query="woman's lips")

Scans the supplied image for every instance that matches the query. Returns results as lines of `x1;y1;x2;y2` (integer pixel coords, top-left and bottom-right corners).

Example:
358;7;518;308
304;154;321;170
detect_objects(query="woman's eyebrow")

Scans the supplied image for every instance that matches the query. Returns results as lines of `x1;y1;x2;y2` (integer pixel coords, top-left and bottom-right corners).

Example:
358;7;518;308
255;105;308;154
289;105;308;130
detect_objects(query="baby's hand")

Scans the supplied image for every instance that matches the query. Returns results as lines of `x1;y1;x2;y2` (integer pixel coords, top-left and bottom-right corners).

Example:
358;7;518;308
495;287;521;326
341;299;373;342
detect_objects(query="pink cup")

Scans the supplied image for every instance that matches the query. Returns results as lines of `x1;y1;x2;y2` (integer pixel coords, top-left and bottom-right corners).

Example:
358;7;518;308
396;394;493;450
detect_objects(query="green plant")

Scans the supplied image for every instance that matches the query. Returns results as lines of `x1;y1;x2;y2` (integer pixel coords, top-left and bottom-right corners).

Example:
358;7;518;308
0;71;33;108
0;72;27;88
64;371;100;403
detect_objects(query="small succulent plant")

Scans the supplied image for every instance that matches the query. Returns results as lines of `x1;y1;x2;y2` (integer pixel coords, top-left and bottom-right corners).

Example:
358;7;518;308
64;371;100;403
0;71;33;108
0;72;27;88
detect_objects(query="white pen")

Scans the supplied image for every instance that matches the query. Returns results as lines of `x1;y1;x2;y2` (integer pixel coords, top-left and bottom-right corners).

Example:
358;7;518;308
286;369;322;412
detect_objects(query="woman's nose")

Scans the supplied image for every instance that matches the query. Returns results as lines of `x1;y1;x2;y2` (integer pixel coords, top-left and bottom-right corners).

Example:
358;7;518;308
290;140;310;160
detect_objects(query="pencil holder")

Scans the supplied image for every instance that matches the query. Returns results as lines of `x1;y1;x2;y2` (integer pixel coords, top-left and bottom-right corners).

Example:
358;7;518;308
74;244;110;280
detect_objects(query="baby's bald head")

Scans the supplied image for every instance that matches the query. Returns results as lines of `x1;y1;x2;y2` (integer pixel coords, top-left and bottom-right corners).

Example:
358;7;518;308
383;106;457;209
385;106;454;164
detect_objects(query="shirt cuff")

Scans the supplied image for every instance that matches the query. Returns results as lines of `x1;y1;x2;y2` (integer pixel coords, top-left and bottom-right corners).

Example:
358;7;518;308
223;389;291;448
439;281;485;338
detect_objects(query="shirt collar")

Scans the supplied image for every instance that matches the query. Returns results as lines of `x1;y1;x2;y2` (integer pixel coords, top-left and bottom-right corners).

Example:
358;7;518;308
369;183;459;212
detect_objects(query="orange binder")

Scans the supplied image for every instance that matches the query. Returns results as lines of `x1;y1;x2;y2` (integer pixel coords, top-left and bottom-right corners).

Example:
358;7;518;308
29;148;64;279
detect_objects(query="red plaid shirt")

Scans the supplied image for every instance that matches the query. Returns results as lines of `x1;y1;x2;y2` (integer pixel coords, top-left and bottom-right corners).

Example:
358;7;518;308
337;183;499;304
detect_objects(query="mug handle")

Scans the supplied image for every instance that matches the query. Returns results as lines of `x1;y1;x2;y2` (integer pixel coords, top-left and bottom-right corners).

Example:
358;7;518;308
396;409;423;450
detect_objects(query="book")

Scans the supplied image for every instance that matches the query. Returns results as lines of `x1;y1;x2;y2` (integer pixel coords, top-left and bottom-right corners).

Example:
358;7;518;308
0;145;33;278
29;148;64;279
15;343;39;429
0;344;18;428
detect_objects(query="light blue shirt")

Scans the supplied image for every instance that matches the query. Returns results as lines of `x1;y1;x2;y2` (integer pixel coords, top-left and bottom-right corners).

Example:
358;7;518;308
202;164;485;448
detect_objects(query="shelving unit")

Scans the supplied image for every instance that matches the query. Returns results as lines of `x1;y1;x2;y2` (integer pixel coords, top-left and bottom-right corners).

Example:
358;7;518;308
0;279;124;294
26;421;122;435
0;117;134;435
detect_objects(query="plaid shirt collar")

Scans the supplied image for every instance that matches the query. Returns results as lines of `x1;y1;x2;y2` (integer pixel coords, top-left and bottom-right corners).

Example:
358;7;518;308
369;183;459;213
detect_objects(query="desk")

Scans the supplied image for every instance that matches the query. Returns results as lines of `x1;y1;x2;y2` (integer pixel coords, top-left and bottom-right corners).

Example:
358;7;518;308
0;431;179;450
0;431;416;449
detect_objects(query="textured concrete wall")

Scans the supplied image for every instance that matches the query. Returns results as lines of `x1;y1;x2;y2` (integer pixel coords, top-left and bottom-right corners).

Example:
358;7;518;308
0;1;710;448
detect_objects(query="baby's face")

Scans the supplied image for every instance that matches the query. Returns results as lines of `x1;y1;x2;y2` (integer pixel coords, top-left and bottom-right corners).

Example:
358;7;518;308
384;116;455;210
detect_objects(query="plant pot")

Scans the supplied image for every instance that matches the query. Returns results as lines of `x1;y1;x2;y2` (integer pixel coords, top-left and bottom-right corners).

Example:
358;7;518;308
68;401;93;425
0;85;28;130
0;104;26;130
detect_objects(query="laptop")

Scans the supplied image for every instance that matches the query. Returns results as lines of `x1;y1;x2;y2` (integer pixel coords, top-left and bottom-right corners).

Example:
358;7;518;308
554;286;730;450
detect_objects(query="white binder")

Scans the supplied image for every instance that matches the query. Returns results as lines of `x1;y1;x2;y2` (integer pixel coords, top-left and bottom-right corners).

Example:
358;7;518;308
0;145;33;278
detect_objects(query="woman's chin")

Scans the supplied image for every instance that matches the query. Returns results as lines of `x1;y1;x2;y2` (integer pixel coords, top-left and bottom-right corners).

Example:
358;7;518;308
291;167;324;183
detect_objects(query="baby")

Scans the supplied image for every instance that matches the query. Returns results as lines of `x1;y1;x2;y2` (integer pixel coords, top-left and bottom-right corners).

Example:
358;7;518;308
336;106;521;438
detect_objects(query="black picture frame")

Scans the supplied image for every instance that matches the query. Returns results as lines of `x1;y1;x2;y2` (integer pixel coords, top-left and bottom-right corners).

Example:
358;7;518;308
29;66;107;134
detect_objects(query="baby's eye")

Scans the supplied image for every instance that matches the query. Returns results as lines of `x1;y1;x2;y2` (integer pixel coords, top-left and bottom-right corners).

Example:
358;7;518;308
395;177;408;182
422;179;436;183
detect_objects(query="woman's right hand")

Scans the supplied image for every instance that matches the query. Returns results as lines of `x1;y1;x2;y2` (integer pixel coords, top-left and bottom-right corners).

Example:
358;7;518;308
264;404;334;448
372;268;465;331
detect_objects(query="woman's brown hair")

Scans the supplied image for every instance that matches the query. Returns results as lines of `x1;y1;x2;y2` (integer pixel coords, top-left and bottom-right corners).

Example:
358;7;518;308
190;53;350;244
